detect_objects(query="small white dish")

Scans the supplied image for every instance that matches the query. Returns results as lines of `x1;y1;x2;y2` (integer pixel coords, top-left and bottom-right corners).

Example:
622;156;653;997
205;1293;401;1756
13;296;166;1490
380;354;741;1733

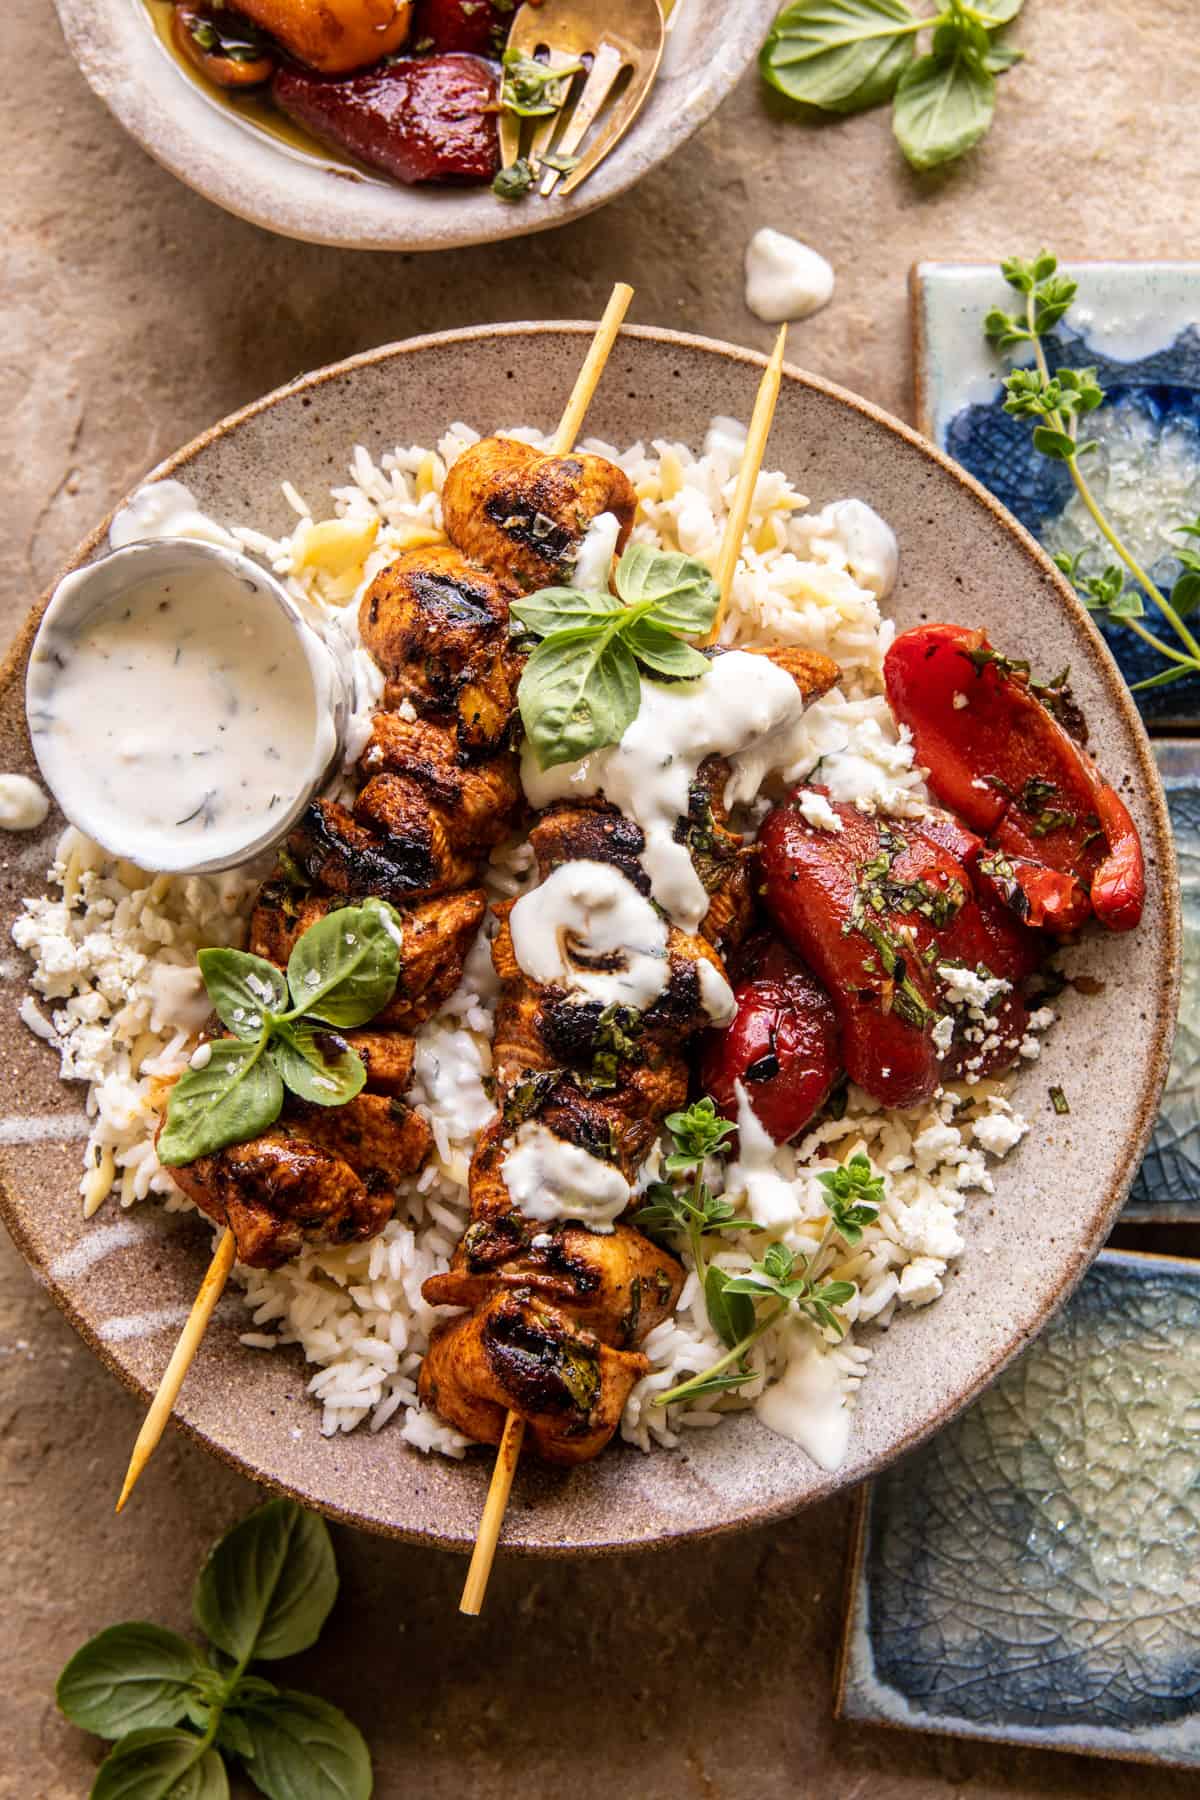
52;0;779;251
27;538;349;874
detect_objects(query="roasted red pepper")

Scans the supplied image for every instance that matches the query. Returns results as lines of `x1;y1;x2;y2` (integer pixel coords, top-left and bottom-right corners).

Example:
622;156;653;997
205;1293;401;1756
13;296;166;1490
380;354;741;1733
700;938;841;1145
884;623;1145;933
272;53;500;185
759;795;1041;1109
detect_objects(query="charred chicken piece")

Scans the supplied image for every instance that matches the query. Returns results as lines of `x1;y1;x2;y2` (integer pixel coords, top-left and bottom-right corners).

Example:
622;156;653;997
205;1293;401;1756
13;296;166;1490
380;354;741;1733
250;882;487;1030
425;1217;681;1348
235;0;413;73
441;437;638;592
418;1289;650;1466
273;53;499;185
168;1128;394;1270
359;545;519;755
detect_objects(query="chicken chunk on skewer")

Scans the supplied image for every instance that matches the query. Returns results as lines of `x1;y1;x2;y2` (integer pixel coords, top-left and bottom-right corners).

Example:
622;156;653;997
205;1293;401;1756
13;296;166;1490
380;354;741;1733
442;436;638;593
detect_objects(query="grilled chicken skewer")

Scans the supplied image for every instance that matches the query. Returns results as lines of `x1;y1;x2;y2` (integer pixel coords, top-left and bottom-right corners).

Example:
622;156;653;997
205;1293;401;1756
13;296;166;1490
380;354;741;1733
116;286;636;1509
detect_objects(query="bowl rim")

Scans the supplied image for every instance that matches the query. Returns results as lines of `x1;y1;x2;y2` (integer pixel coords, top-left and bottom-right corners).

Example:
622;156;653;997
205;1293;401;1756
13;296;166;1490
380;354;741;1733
0;321;1180;1555
51;0;780;251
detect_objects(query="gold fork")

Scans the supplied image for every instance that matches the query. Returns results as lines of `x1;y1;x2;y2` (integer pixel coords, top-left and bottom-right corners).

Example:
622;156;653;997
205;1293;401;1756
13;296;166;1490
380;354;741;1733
497;0;668;199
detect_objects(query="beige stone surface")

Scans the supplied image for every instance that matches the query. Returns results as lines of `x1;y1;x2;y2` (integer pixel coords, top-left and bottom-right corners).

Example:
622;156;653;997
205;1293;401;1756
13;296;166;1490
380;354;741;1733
3;0;1199;1793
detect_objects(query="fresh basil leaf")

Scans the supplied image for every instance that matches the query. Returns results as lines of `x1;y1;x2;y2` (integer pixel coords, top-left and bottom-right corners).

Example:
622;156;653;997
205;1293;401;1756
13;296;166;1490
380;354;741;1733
215;1711;256;1761
977;0;1023;20
623;619;712;680
1171;572;1200;617
285;899;401;1029
722;1270;787;1299
235;1692;372;1800
892;49;995;170
92;1730;228;1800
57;1624;205;1738
192;1500;337;1664
760;0;918;115
931;13;988;59
704;1266;756;1350
197;949;287;1040
157;1041;283;1167
510;586;622;639
614;544;720;636
983;42;1023;72
269;1023;366;1108
519;626;641;770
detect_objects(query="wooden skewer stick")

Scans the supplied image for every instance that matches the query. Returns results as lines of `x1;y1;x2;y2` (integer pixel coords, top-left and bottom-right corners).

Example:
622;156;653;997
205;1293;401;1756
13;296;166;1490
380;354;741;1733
703;323;789;647
461;282;635;1616
115;1228;236;1512
551;283;635;457
460;1411;526;1616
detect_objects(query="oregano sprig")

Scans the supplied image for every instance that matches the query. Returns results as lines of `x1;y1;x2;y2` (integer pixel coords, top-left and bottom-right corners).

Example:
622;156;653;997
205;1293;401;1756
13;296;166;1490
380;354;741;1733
514;544;719;770
651;1146;885;1411
984;253;1200;694
57;1499;372;1800
760;0;1026;173
158;898;403;1167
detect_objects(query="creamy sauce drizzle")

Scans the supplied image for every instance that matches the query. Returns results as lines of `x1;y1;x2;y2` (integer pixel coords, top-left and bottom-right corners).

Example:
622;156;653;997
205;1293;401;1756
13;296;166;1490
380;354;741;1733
30;555;330;872
522;652;814;931
755;1322;851;1469
726;1080;801;1229
697;956;736;1025
109;480;240;551
509;860;669;1012
571;511;622;591
802;498;899;599
501;1122;631;1233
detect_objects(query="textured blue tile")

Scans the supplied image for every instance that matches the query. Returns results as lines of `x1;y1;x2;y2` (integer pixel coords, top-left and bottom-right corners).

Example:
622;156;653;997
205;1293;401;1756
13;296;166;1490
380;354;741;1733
1126;742;1200;1219
839;1252;1200;1766
915;262;1200;727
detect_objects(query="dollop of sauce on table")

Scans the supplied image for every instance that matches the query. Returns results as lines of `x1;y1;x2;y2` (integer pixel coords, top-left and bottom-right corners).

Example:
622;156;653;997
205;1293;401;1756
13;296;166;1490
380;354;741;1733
744;228;835;324
0;774;50;831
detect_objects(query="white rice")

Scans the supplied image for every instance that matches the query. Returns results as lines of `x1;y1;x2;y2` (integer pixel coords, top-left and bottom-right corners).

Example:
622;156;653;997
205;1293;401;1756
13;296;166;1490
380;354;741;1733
13;420;1054;1466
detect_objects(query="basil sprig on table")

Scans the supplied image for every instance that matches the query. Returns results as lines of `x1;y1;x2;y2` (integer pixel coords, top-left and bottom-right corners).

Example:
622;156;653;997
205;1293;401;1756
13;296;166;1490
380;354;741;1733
760;0;1025;173
158;898;402;1168
57;1499;372;1800
514;543;720;770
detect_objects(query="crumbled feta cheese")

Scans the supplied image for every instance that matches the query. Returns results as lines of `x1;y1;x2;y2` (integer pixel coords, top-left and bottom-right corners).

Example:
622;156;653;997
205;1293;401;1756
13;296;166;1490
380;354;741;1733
973;1108;1029;1157
797;790;844;833
932;1014;955;1055
898;1257;945;1307
938;964;1011;1010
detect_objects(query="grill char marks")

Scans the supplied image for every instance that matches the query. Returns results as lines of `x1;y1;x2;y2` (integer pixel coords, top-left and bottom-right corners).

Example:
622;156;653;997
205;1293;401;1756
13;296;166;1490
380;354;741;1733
442;437;637;592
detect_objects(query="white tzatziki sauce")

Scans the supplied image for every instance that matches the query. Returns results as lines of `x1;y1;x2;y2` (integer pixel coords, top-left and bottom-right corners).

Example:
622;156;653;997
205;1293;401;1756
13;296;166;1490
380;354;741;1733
29;556;328;871
109;480;240;552
501;1122;632;1233
0;774;50;831
755;1322;851;1469
726;1079;801;1229
571;511;622;591
744;229;835;324
522;651;816;931
697;956;736;1025
509;860;669;1012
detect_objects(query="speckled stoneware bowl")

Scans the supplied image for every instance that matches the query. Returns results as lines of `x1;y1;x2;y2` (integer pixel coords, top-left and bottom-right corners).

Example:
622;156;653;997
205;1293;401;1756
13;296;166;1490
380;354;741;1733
52;1;778;250
0;325;1179;1555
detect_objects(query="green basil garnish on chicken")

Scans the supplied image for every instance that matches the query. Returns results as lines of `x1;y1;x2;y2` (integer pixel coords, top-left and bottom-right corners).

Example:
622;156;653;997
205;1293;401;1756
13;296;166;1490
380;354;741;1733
514;544;720;770
159;899;403;1167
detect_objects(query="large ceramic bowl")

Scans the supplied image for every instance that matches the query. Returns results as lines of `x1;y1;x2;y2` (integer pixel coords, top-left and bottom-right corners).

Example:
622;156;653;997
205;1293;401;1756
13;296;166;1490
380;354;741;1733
0;324;1179;1554
52;0;778;250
